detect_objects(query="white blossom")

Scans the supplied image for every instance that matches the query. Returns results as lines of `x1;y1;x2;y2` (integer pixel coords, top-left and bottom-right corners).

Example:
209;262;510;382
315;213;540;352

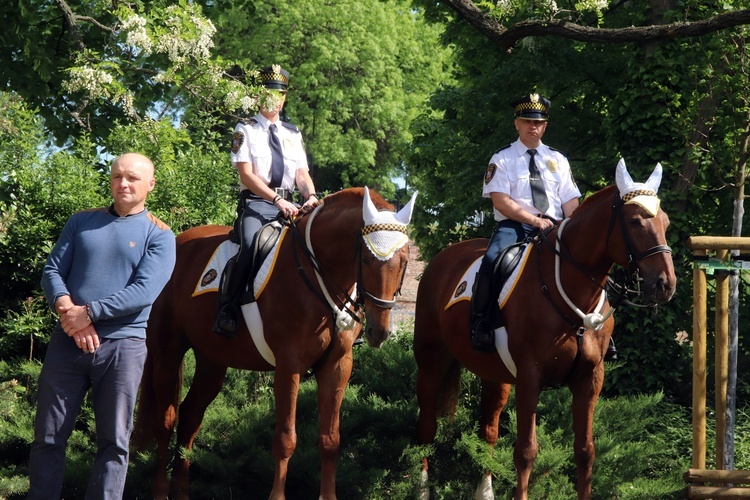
156;5;216;64
63;66;114;99
121;14;153;54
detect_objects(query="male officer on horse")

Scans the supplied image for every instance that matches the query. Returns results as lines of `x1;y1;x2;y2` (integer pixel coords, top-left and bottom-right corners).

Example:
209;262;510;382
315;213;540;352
469;93;617;360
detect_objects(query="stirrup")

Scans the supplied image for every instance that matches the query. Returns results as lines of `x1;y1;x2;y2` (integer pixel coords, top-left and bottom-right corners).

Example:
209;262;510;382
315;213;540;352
213;307;238;338
470;319;495;353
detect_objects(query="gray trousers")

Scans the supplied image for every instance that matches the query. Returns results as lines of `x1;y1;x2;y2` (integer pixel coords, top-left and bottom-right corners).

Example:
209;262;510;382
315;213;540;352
28;330;147;500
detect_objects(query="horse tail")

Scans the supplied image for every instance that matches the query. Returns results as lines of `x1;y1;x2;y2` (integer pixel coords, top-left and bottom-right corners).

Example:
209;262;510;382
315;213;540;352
132;349;184;450
436;360;462;419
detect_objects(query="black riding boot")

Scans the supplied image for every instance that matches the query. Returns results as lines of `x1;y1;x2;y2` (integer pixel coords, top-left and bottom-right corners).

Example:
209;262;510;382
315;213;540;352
212;257;244;338
469;272;496;352
604;336;618;361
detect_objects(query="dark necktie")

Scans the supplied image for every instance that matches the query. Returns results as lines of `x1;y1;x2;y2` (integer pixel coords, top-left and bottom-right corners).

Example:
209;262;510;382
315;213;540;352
268;123;284;188
527;149;549;213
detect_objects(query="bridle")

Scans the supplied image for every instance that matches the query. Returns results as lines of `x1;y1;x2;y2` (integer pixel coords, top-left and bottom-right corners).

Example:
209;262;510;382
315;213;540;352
539;190;673;332
288;204;408;332
603;193;672;307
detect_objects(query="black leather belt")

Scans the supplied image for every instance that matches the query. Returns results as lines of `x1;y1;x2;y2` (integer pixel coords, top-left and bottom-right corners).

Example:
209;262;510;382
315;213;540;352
241;188;294;203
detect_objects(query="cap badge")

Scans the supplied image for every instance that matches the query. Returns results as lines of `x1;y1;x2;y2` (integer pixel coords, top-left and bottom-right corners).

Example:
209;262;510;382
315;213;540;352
530;93;539;103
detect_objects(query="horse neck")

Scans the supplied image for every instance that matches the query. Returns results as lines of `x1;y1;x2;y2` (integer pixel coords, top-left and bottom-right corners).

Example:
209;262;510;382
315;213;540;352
300;203;362;287
557;188;618;277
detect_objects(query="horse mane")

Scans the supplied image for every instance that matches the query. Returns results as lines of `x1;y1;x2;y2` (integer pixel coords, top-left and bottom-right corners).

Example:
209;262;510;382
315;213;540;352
574;184;618;215
322;187;394;212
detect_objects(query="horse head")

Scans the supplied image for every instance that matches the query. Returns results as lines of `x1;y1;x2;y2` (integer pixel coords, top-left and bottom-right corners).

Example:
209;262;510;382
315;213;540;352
359;187;418;347
611;158;676;304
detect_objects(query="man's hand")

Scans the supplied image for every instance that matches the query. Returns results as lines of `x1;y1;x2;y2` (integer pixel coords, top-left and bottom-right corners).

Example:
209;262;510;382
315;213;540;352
71;324;100;353
534;216;555;231
300;194;320;214
59;303;91;335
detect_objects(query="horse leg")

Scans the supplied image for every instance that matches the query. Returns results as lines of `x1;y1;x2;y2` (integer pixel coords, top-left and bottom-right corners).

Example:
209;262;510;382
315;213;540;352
269;368;301;500
415;350;461;499
314;349;354;500
569;363;604;499
170;352;228;500
474;381;512;500
513;375;541;500
146;339;189;500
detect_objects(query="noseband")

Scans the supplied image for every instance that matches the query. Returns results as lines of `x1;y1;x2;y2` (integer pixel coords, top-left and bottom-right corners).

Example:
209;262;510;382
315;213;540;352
603;195;672;306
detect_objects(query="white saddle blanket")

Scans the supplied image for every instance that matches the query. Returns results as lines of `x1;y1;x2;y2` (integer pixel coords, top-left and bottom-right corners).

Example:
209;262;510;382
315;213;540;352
191;230;290;367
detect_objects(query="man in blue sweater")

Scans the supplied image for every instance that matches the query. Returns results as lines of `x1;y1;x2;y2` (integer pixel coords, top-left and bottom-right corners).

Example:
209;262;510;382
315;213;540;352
28;153;176;499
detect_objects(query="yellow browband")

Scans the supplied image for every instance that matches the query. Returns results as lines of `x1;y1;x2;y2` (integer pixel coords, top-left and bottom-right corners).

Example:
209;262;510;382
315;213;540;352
362;223;408;235
621;189;656;203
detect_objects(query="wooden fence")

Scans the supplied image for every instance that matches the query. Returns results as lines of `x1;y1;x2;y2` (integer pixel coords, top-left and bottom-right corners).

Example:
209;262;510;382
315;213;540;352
686;236;750;498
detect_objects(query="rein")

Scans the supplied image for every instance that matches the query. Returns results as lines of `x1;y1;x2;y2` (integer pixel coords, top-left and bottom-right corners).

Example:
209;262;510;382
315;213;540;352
288;203;407;333
534;190;672;386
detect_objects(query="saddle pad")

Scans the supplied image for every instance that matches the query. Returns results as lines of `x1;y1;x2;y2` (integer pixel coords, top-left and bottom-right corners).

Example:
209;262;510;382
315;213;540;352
192;240;239;297
191;228;289;299
444;243;534;310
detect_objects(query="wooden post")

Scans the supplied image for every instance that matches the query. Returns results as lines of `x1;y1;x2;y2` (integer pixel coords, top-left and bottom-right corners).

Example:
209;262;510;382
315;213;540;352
715;249;729;471
692;248;708;469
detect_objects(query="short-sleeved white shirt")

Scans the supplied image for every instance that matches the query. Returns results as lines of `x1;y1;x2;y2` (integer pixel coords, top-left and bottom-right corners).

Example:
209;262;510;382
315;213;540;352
483;138;580;222
230;113;309;192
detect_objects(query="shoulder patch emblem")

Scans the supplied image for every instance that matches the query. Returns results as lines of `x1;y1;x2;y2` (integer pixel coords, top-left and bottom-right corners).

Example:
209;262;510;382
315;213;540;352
485;163;497;185
231;131;244;154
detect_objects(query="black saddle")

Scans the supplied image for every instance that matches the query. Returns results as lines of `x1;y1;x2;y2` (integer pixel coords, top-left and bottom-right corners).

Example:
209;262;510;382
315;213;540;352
492;241;529;298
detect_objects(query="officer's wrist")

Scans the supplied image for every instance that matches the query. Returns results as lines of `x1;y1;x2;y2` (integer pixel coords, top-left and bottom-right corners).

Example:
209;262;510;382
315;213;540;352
272;194;282;205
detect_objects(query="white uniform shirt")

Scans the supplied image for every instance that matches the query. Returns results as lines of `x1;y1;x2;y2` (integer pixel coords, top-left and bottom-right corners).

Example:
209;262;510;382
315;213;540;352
230;113;309;192
483;138;581;222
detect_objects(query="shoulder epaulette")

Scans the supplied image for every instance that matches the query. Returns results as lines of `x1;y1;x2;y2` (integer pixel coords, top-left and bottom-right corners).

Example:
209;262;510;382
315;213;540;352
238;117;258;125
281;121;300;133
146;212;172;231
493;144;512;155
548;146;561;152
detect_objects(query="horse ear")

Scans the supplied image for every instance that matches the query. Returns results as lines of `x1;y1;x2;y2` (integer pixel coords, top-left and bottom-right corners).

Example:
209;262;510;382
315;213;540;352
645;162;663;193
395;191;418;225
363;186;379;225
615;158;634;193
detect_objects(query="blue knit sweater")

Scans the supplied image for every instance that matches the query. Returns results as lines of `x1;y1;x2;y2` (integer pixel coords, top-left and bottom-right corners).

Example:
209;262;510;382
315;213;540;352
41;206;176;340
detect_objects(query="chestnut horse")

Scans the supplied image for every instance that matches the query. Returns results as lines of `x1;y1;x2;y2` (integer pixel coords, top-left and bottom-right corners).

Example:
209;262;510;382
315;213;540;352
133;187;417;500
414;160;676;499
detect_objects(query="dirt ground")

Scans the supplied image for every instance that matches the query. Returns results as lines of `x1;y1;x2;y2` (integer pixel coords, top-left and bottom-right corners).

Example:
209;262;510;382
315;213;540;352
390;243;424;327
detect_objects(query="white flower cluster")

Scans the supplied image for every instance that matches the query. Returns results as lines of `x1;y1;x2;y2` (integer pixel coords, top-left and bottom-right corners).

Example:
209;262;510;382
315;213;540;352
121;14;153;54
495;0;516;16
224;89;258;114
577;0;608;11
63;66;114;99
118;92;137;118
156;5;217;64
544;0;559;14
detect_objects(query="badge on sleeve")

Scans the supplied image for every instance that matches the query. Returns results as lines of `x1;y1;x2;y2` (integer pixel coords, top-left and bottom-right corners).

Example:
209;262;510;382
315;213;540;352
484;164;497;184
231;132;244;154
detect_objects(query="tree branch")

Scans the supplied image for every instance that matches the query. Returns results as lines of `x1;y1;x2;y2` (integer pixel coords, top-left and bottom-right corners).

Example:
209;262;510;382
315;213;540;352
440;0;750;50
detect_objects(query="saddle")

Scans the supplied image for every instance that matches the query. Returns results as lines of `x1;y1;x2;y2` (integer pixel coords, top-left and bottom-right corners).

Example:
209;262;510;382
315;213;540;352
492;240;529;297
227;219;284;304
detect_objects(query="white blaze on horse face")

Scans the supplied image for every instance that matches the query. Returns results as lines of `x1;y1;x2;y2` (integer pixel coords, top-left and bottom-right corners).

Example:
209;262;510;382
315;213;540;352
361;186;418;261
615;158;662;217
